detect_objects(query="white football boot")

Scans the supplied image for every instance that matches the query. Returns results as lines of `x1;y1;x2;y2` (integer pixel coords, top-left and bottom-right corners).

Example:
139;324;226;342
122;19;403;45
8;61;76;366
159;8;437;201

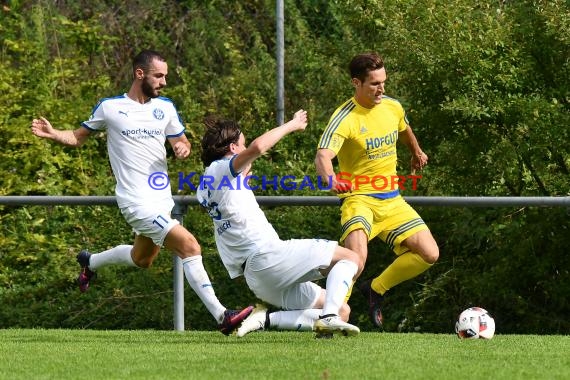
236;306;268;337
314;315;360;337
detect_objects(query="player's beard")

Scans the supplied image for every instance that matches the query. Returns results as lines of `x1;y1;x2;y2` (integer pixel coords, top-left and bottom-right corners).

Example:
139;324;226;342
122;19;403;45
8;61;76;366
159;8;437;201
141;78;162;98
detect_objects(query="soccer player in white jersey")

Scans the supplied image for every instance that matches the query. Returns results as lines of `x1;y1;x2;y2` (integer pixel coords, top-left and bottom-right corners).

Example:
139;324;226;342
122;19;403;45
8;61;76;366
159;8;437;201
197;110;364;338
30;49;252;334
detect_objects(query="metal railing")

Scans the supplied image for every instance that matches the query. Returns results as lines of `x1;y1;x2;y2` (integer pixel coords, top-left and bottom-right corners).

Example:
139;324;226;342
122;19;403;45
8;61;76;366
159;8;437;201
1;195;568;330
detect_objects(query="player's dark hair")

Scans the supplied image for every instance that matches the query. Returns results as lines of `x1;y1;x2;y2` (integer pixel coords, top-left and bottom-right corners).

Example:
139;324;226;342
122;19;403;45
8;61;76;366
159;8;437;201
132;50;166;74
201;116;242;167
349;52;384;83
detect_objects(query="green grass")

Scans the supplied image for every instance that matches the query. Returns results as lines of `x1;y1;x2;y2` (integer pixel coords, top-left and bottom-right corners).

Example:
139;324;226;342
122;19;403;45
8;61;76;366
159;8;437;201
0;329;568;380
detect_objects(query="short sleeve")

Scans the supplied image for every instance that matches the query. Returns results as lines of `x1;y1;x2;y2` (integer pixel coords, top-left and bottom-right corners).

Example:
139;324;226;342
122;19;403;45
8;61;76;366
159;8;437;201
81;99;107;131
164;100;185;138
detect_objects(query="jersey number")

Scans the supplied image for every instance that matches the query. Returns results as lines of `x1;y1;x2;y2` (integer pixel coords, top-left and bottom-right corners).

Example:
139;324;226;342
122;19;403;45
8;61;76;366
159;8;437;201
152;214;170;229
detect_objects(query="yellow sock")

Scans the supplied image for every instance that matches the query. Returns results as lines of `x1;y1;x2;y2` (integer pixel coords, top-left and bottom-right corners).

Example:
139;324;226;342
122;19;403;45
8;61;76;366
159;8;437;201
371;252;432;295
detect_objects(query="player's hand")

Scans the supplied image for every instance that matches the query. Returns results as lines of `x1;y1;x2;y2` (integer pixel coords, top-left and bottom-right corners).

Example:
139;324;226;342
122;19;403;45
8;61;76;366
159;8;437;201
331;175;353;194
31;117;55;139
173;141;190;159
291;109;308;132
333;182;353;194
411;151;428;175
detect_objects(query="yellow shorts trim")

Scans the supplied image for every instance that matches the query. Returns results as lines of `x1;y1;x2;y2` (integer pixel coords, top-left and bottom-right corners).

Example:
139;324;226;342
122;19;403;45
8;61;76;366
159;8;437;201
340;195;428;255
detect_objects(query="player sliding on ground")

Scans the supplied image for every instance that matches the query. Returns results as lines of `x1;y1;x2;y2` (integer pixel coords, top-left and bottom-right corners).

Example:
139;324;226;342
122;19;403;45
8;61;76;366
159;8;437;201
198;110;364;338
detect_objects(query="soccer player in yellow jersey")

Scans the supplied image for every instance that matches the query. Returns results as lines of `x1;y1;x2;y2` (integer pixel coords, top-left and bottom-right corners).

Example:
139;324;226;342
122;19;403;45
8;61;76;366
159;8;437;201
315;52;439;328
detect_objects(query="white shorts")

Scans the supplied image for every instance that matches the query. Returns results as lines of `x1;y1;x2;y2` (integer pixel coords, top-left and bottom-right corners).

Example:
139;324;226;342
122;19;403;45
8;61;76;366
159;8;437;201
243;238;337;310
120;199;179;246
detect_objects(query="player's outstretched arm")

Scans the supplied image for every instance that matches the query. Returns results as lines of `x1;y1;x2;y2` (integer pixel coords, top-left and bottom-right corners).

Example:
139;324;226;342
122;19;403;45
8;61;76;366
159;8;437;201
231;109;307;174
31;117;91;147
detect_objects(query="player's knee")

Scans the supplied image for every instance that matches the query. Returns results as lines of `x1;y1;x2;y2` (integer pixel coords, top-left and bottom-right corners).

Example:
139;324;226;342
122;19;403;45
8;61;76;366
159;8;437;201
348;252;365;275
178;236;201;258
133;256;154;268
131;246;159;268
338;247;365;274
188;238;201;255
422;244;439;264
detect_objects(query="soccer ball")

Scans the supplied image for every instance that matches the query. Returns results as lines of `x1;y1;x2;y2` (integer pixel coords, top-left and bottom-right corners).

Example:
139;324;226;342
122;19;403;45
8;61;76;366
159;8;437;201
455;307;495;339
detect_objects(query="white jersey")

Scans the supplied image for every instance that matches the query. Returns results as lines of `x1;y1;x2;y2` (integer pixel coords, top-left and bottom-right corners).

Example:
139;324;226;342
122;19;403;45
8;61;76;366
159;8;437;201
197;156;280;278
81;94;185;208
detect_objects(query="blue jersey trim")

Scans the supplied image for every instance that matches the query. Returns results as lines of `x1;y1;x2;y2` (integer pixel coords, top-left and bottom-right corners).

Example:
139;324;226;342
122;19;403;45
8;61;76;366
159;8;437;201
166;129;185;138
229;155;239;178
365;189;400;200
80;122;97;132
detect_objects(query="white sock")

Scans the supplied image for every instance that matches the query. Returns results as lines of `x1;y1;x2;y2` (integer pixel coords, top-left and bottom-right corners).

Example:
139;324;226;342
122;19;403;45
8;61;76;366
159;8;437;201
322;259;358;316
182;256;226;323
269;309;321;331
89;245;136;271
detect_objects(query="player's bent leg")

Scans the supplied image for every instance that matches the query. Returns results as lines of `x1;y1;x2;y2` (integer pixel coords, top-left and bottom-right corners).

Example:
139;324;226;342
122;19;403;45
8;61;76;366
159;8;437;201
88;245;136;270
131;235;160;268
373;252;433;295
361;230;438;328
402;229;439;264
77;244;137;292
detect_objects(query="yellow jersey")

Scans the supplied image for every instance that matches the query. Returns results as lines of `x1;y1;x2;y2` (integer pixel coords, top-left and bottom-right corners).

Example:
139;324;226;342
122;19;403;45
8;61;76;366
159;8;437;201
318;96;408;198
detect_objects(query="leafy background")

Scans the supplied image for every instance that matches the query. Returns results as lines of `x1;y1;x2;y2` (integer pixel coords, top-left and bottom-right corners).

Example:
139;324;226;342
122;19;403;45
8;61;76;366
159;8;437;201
0;0;568;333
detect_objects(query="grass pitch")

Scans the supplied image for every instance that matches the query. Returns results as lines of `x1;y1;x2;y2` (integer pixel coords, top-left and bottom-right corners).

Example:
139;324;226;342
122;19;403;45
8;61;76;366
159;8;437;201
0;329;568;379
